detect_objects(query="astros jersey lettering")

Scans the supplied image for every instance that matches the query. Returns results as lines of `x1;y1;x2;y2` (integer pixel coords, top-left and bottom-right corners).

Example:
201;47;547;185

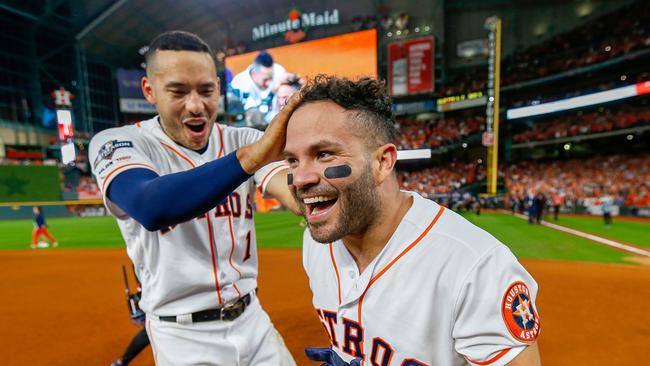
89;117;286;316
303;192;541;366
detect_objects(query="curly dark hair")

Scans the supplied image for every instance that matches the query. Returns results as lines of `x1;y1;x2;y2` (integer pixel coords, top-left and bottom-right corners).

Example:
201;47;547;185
298;75;397;147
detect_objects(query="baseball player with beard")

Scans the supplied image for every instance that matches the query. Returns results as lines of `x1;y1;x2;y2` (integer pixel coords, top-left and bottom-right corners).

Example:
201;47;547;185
283;76;542;366
89;31;299;366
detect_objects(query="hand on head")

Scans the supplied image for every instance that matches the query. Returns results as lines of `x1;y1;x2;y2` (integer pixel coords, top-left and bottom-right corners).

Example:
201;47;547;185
237;92;302;173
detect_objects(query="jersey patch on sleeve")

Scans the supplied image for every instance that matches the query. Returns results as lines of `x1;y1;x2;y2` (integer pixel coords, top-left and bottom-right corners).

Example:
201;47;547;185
93;140;134;169
501;281;540;343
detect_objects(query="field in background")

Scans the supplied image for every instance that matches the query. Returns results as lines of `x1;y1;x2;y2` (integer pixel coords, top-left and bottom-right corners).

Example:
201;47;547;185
2;210;649;365
0;211;304;251
542;215;650;248
2;210;648;265
459;212;645;264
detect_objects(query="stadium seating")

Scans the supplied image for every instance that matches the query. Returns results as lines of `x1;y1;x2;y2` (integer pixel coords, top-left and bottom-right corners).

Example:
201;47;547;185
398;153;650;209
438;0;650;97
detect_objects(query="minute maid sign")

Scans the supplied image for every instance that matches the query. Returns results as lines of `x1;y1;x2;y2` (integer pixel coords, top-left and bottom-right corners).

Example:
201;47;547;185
252;8;340;42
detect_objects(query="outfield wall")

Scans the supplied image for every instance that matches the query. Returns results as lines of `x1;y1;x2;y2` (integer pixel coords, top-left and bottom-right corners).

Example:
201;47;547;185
0;165;62;202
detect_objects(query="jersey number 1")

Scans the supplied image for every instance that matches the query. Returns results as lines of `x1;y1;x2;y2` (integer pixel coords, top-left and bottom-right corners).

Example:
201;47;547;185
243;231;252;261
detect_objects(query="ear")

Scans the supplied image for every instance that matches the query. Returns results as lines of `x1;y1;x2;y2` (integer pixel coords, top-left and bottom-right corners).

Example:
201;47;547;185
141;76;156;105
373;143;398;184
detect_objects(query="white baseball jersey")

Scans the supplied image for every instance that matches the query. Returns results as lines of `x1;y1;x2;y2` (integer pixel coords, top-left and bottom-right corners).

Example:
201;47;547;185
303;192;540;366
89;116;287;316
230;63;286;111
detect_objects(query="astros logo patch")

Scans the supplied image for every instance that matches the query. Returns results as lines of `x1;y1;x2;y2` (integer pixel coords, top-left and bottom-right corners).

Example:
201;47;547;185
501;281;540;342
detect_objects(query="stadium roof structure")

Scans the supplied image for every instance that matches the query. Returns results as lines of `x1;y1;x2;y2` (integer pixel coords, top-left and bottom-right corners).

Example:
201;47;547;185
0;0;627;68
0;0;394;68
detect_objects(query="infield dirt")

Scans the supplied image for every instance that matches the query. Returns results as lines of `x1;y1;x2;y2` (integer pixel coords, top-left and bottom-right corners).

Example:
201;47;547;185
1;248;648;365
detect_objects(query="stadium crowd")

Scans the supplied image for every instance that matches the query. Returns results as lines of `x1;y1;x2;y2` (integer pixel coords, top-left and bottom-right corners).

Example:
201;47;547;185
397;153;650;209
398;161;486;197
505;153;650;208
502;0;650;85
437;0;650;97
396;115;484;149
512;103;650;143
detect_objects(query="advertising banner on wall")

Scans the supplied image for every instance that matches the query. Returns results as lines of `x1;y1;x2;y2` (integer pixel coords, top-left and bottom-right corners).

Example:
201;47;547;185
116;69;156;114
388;36;434;96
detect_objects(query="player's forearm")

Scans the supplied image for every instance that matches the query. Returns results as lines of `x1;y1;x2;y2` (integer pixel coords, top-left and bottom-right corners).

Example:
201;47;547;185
107;152;250;231
237;144;270;174
507;342;542;366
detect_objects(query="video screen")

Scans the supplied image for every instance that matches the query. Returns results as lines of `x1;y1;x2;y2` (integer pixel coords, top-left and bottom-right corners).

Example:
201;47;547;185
224;29;377;126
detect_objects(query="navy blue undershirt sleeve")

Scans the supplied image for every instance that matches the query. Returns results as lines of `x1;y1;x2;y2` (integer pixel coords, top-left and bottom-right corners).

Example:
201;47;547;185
106;151;251;231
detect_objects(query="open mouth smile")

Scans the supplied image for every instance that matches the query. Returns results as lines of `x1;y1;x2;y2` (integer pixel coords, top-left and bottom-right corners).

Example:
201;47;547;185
303;195;338;221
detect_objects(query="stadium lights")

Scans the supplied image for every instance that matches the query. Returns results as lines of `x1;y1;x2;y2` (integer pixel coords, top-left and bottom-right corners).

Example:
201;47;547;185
564;143;571;151
506;81;650;119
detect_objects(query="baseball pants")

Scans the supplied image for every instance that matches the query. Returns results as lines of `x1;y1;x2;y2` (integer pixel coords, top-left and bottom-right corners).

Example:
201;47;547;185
146;294;296;366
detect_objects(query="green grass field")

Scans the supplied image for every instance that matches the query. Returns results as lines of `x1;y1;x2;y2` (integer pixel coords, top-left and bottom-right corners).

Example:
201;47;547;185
2;211;647;265
0;212;304;251
542;215;650;248
460;212;639;264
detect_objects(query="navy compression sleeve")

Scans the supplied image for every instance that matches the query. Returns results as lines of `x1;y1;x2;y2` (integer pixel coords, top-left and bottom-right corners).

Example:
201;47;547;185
106;151;251;231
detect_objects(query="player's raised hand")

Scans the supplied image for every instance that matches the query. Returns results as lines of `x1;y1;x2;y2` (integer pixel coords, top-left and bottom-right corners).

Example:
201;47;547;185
237;92;302;173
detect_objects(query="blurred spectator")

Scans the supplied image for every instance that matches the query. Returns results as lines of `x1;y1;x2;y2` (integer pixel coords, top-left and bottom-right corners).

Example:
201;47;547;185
505;153;650;209
397;152;650;210
398;161;485;197
438;1;650;96
512;103;650;144
396;115;484;149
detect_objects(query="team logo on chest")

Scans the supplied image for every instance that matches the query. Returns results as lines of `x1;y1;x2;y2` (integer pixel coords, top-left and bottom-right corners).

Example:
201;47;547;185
501;281;540;342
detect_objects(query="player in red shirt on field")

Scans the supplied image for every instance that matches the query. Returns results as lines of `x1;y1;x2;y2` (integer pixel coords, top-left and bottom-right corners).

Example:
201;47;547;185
31;206;58;249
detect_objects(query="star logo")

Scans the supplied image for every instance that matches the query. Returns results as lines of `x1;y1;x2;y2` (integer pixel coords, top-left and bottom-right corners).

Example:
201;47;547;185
502;281;540;342
513;295;534;329
0;173;28;196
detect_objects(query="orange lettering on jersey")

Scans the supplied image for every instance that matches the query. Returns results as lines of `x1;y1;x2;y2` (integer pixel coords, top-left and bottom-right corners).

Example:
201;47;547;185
214;200;232;217
244;194;253;219
229;192;242;217
370;337;394;366
400;359;428;366
316;308;339;347
342;317;365;359
321;309;339;347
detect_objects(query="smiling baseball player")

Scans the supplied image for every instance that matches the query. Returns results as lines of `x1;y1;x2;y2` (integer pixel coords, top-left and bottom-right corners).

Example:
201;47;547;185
89;31;298;365
283;76;541;366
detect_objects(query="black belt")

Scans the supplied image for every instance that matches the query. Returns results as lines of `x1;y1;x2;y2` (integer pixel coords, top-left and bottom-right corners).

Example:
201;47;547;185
159;292;252;323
